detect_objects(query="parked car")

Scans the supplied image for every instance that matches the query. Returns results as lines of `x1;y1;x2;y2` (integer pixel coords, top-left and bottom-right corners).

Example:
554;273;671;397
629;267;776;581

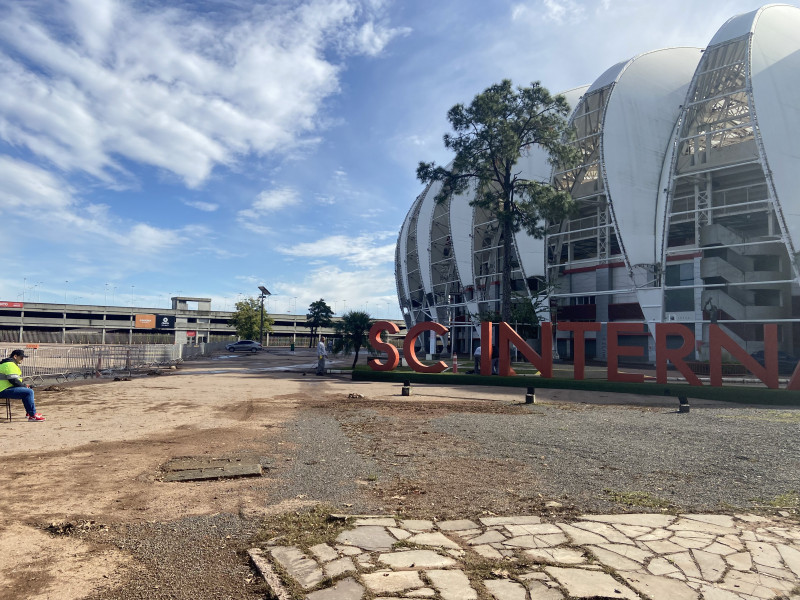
749;350;798;375
226;340;262;353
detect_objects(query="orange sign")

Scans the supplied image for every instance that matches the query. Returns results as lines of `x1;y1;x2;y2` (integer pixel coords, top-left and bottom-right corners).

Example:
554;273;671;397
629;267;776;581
135;314;156;329
369;321;800;391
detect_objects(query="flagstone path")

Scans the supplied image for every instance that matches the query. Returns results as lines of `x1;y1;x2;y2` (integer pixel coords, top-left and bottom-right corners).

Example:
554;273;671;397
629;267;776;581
249;512;800;600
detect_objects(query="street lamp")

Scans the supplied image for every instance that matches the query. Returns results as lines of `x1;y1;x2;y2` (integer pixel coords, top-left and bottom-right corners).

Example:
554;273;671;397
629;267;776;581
258;285;271;346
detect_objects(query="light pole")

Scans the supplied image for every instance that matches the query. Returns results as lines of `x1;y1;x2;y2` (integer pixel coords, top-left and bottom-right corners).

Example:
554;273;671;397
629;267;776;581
258;285;271;346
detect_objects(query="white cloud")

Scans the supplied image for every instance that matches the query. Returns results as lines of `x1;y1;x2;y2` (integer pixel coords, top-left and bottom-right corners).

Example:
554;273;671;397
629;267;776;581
0;0;406;188
182;199;219;212
0;155;207;257
274;264;397;316
236;186;300;234
253;188;301;212
277;232;396;267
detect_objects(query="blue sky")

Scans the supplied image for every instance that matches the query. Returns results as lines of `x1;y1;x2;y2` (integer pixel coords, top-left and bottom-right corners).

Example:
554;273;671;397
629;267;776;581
0;0;786;318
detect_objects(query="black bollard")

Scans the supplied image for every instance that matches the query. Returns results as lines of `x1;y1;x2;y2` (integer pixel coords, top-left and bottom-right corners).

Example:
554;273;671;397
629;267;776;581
402;379;411;396
525;386;535;404
678;396;690;413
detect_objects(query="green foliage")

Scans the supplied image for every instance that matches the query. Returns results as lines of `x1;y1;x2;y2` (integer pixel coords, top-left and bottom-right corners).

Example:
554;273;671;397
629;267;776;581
418;79;577;321
333;310;373;369
305;298;334;347
228;296;274;341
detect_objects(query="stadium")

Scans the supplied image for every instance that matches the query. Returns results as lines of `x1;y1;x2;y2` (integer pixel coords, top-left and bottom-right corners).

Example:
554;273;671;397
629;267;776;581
395;4;800;364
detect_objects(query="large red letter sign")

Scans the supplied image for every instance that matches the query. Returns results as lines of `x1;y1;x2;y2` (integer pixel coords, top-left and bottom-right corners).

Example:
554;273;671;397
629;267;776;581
496;322;552;378
403;322;449;373
709;324;778;388
368;321;400;371
559;322;600;380
607;323;645;383
655;323;701;386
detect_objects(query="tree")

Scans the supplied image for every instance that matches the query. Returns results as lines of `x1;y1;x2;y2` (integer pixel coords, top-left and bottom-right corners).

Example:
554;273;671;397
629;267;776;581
229;297;274;341
417;79;578;322
333;310;373;369
305;299;334;347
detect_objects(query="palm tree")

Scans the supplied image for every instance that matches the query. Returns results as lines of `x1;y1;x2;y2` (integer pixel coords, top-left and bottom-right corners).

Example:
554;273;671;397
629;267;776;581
333;310;373;369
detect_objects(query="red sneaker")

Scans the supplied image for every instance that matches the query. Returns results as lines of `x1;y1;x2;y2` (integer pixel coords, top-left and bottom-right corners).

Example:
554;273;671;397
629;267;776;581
27;413;45;422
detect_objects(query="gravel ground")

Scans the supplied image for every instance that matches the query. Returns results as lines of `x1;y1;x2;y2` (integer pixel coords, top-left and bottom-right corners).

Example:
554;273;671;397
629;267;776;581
79;515;268;600
278;392;800;518
265;412;383;513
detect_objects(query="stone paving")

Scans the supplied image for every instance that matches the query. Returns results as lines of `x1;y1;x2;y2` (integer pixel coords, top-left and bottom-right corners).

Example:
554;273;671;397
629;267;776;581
249;512;800;600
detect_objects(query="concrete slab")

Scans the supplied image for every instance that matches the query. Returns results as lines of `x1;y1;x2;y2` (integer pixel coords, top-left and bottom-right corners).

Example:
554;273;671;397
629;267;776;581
468;530;507;545
353;517;396;527
669;518;739;536
545;566;638;599
524;547;587;565
692;549;728;582
579;513;676;528
306;577;364;600
362;570;425;594
324;557;357;578
437;519;479;531
269;546;324;590
666;551;703;579
505;523;563;536
407;532;461;549
557;523;609;546
426;569;478;600
162;463;262;482
473;544;504;559
309;543;339;563
389;527;411;540
480;515;542;526
571;522;635;545
725;551;753;571
336;526;396;551
400;519;435;531
377;549;457;570
406;587;437;597
621;572;700;600
777;543;800;577
526;579;565;600
585;545;642;571
483;578;528;600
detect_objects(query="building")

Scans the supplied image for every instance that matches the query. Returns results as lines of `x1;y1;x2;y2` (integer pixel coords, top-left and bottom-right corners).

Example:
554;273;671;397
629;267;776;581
0;297;399;347
396;4;800;362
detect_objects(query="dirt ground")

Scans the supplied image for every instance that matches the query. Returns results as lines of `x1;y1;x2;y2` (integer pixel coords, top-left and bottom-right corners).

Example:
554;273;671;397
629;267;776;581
1;349;797;599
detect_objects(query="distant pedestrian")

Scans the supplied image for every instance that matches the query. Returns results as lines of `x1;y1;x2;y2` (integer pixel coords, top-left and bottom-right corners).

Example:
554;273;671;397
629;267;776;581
473;345;482;374
0;349;44;421
316;336;328;376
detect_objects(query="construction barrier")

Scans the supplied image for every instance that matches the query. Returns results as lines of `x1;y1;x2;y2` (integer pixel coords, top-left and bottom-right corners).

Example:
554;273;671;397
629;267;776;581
0;342;227;385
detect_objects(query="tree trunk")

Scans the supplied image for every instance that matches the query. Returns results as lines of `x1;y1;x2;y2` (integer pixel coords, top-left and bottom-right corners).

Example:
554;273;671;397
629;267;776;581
501;189;513;323
352;346;360;369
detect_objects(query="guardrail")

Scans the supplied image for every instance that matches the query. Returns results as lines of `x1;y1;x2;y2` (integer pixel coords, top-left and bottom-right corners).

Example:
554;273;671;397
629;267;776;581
0;342;226;385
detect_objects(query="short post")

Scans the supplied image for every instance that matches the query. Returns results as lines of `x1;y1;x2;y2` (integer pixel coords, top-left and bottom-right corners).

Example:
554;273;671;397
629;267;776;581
452;353;458;374
678;396;690;413
401;379;411;396
525;386;535;404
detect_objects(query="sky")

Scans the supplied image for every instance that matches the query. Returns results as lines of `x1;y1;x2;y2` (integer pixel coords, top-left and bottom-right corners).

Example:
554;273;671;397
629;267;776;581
0;0;790;319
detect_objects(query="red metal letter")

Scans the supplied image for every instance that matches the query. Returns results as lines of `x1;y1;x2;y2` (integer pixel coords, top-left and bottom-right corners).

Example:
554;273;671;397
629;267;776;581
480;321;493;376
368;321;400;371
655;323;701;386
497;322;552;378
709;324;778;389
403;322;448;374
559;322;601;380
607;323;645;383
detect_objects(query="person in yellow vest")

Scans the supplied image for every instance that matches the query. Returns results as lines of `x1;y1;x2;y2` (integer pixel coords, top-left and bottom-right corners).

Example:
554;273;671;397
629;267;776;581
0;349;44;421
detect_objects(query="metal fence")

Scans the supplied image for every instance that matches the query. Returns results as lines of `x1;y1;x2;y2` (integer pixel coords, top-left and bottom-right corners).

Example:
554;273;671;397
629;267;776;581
0;342;228;384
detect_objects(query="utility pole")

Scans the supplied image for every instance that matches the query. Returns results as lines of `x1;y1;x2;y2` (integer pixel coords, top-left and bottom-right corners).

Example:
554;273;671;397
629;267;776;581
258;285;271;346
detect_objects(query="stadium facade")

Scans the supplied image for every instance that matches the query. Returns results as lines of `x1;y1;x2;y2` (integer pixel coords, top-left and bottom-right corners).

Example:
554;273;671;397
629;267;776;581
395;4;800;362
